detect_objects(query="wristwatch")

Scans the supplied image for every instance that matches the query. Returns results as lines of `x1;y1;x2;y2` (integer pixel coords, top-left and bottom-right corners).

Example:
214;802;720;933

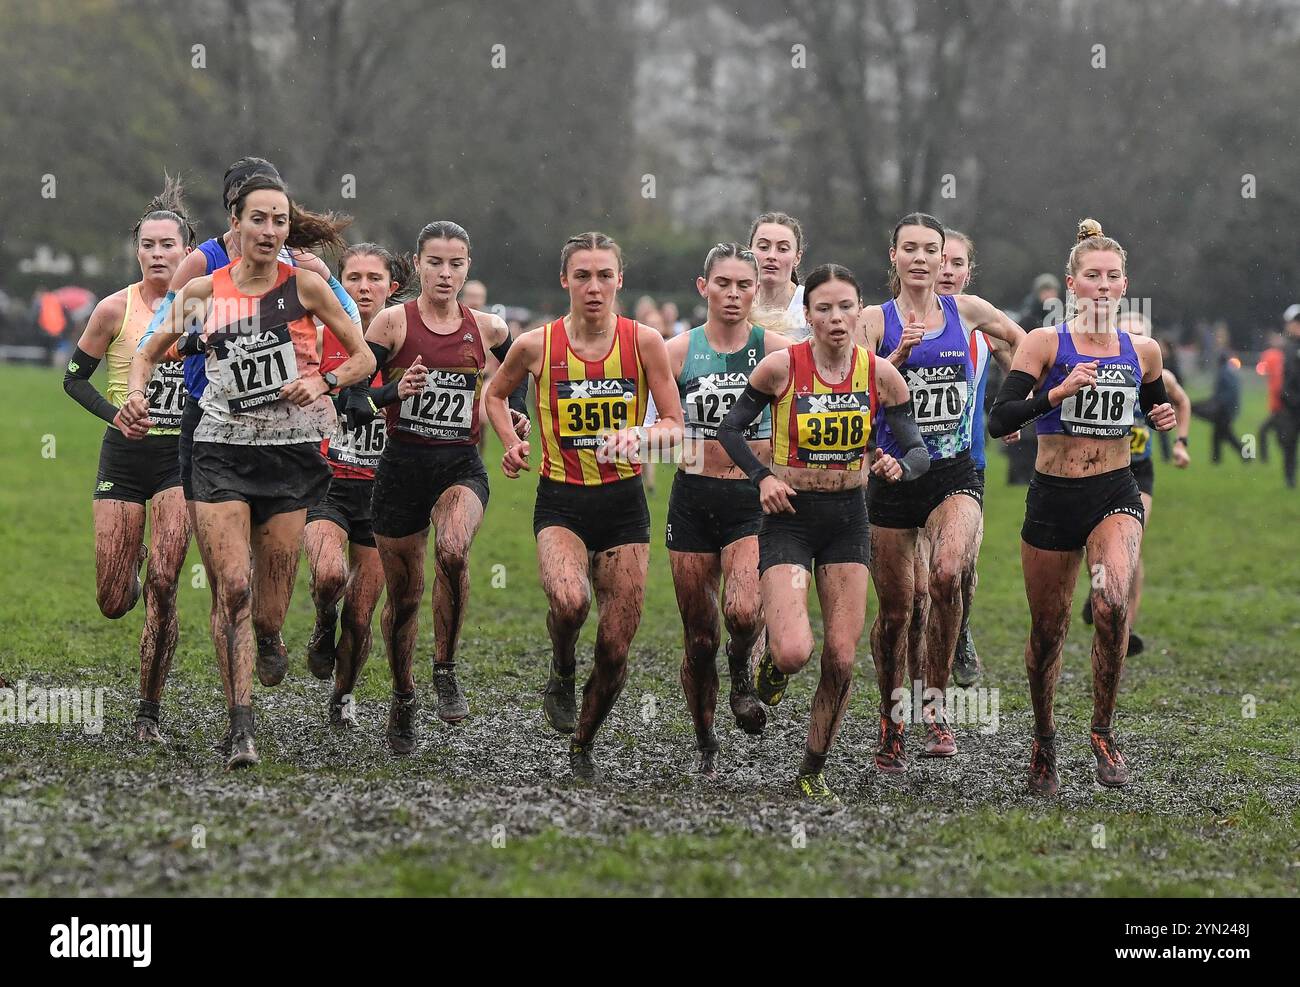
322;371;340;394
1175;436;1189;447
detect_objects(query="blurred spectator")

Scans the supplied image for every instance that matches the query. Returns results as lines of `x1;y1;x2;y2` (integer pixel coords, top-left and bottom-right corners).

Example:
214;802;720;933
1020;273;1062;333
34;290;69;364
1192;352;1246;464
1256;329;1286;463
1278;306;1300;488
461;279;487;309
661;300;688;337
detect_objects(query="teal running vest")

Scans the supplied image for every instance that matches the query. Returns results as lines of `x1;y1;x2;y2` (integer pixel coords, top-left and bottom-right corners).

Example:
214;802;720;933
677;324;771;440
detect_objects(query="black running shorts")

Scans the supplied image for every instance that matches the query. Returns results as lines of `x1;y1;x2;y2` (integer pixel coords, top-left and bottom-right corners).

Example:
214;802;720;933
306;477;377;547
867;451;983;529
178;396;202;501
533;475;650;553
1021;466;1145;552
1130;457;1155;497
665;471;762;554
370;441;490;540
191;440;331;527
94;427;181;504
758;486;870;574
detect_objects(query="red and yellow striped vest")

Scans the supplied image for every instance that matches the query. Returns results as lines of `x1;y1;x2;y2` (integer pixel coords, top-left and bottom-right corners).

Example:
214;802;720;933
536;316;647;485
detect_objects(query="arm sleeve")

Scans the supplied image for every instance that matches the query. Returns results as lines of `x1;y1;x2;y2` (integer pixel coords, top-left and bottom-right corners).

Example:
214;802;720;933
62;347;119;424
882;402;931;481
988;369;1054;437
489;333;530;416
717;384;773;486
368;380;400;408
1138;374;1171;413
328;276;361;324
356;340;399;407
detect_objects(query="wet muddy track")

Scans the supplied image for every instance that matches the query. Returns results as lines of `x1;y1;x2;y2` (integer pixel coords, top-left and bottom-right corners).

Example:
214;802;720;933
3;655;1295;896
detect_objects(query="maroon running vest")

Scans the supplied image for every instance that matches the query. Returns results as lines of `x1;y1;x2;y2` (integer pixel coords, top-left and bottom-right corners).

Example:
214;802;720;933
384;300;486;446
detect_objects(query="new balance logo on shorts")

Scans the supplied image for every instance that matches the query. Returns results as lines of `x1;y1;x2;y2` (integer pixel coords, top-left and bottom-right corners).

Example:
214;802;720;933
96;481;113;492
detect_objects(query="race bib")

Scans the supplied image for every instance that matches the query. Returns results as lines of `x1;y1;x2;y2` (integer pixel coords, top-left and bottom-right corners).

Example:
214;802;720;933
146;360;186;429
398;369;478;440
906;364;968;435
683;372;751;439
794;391;870;466
327;417;386;470
214;326;299;413
1061;365;1137;438
556;377;635;449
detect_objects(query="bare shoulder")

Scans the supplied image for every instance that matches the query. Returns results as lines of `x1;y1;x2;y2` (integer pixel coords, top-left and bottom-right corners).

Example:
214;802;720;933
169;248;209;290
762;328;796;352
471;308;509;346
857;304;885;343
954;292;993;317
92;287;130;325
751;346;792;393
512;325;547;358
635;320;665;344
1132;333;1163;376
874;356;908;402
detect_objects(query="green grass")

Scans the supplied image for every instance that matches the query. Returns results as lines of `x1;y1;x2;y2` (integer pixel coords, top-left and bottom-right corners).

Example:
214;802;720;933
1;363;1296;897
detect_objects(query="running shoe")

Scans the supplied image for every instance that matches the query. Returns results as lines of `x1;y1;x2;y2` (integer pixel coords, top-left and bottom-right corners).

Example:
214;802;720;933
542;662;577;734
922;707;957;757
1028;732;1059;796
328;693;358;730
569;740;601;782
255;632;289;687
385;692;419;755
952;626;982;687
134;699;162;743
1126;631;1145;657
753;648;789;707
306;612;337;681
1090;728;1130;787
874;714;907;774
727;644;767;734
432;660;469;722
796;771;840;804
225;706;258;770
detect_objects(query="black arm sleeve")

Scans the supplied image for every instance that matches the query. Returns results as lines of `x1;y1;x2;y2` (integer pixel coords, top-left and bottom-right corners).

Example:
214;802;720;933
882;403;931;481
62;347;119;425
1138;374;1170;413
987;369;1054;437
360;340;399;407
489;334;529;416
366;339;390;372
717;384;773;486
367;380;400;408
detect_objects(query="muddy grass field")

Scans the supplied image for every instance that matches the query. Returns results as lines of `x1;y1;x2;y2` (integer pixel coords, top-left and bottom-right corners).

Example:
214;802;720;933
2;364;1296;897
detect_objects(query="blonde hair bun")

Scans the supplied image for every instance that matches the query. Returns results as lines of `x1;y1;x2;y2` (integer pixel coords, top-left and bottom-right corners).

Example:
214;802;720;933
1076;218;1105;242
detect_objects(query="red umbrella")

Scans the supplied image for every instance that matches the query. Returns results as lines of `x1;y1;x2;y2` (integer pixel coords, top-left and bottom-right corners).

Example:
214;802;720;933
51;285;96;315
